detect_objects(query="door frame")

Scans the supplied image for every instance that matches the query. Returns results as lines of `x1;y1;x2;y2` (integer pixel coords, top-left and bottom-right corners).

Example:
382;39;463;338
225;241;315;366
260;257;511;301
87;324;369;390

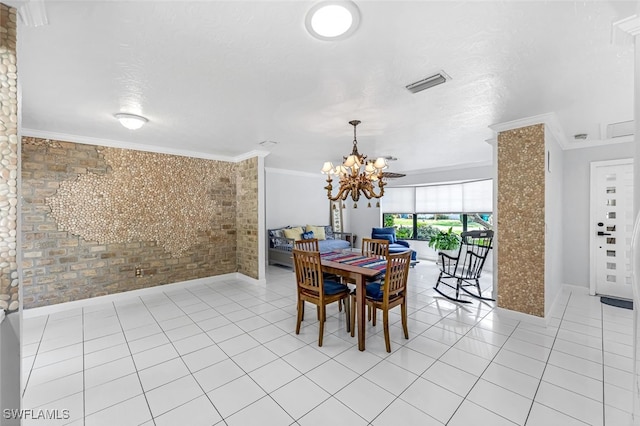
589;158;634;296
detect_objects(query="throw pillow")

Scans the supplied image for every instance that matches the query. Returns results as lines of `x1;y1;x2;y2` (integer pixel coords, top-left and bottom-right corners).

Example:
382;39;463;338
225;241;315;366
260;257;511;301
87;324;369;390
302;231;314;240
305;225;326;240
324;225;335;240
268;227;288;248
283;227;304;240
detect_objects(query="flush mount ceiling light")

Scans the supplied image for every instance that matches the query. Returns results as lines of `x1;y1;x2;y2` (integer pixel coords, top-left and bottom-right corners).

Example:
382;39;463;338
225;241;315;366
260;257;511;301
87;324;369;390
305;1;360;41
114;113;148;130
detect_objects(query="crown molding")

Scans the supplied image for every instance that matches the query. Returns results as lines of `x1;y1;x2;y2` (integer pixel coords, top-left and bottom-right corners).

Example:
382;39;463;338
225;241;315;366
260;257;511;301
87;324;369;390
612;14;640;45
489;112;569;149
264;167;321;178
22;129;267;163
234;150;270;162
488;113;635;151
5;0;48;27
402;160;493;176
562;135;635;150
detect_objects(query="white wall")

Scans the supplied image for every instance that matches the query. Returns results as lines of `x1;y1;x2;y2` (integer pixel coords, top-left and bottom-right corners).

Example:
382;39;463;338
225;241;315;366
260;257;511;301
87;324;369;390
265;168;331;230
545;127;564;317
562;141;636;287
632;29;640;426
636;37;640;219
343;203;380;249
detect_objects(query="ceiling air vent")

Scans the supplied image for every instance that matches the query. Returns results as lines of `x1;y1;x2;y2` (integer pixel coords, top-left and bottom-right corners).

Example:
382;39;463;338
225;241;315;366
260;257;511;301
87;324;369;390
606;120;634;138
405;71;450;94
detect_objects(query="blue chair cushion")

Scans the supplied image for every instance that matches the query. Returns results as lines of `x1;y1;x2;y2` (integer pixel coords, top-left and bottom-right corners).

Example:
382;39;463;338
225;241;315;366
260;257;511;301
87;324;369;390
324;280;348;295
365;282;384;301
371;227;397;244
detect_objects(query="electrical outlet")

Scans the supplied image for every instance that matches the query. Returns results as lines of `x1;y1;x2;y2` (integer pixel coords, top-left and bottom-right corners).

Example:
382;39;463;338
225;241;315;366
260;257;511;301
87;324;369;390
135;267;143;277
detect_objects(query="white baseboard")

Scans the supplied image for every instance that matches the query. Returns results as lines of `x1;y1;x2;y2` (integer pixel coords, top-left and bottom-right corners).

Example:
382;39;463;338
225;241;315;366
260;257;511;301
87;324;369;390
543;283;586;321
235;272;266;286
23;272;257;318
497;283;591;327
494;307;548;327
560;283;590;294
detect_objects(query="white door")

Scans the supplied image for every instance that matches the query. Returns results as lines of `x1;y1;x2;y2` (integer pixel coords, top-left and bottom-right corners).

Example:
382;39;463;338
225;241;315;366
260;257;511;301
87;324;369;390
590;159;634;299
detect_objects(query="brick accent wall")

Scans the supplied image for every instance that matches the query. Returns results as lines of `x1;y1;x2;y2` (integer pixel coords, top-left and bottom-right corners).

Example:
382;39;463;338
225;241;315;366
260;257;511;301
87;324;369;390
21;137;259;309
236;157;258;279
0;5;17;312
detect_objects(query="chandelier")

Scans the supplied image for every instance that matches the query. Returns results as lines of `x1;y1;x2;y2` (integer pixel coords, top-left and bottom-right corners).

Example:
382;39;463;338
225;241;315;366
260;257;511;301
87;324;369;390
321;120;387;205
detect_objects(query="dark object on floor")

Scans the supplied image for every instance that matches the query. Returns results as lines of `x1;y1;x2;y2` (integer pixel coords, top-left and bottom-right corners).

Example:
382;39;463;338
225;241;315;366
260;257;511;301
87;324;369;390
600;296;633;310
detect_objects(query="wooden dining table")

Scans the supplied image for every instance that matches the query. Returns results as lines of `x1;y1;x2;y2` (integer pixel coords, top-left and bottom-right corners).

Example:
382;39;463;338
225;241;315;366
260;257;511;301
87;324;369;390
320;252;386;351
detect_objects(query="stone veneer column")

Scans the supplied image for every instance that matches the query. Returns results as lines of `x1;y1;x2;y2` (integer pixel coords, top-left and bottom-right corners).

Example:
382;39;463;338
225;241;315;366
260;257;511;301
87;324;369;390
0;5;18;312
497;124;546;317
236;157;259;279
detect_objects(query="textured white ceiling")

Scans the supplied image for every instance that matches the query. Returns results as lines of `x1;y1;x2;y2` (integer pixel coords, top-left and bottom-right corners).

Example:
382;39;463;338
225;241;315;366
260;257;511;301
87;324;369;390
17;1;638;175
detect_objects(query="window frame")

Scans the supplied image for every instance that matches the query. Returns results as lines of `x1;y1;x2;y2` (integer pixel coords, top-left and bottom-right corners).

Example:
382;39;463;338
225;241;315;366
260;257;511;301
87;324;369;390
382;212;493;241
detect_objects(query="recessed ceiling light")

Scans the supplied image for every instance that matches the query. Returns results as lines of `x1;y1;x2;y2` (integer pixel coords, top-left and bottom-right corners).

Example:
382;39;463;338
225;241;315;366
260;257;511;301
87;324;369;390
305;1;360;41
114;113;148;130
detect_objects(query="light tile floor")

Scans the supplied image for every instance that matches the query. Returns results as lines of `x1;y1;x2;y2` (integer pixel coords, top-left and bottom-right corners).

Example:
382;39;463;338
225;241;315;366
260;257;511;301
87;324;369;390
21;262;634;426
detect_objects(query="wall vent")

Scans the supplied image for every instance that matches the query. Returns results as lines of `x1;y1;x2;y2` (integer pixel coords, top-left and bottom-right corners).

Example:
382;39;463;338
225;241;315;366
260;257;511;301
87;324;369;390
606;120;634;138
405;71;450;94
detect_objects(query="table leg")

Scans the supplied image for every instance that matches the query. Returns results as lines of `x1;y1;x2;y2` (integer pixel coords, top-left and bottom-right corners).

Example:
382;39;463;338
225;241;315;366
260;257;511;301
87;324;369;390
356;275;365;351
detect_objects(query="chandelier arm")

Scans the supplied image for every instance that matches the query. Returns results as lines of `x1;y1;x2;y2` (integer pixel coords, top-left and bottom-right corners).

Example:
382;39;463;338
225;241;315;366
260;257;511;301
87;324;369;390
334;180;352;202
322;120;388;204
325;176;343;202
362;178;386;199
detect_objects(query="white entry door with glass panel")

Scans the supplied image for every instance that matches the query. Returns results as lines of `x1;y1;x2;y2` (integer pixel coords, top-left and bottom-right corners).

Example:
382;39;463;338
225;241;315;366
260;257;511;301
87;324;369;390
590;159;634;299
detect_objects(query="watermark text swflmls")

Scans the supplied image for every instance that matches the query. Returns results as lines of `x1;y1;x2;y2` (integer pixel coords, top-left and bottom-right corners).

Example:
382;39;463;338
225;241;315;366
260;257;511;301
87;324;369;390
3;409;70;420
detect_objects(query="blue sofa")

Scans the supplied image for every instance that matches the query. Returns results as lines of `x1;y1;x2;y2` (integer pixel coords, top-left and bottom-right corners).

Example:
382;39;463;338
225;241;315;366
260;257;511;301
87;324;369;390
371;227;417;261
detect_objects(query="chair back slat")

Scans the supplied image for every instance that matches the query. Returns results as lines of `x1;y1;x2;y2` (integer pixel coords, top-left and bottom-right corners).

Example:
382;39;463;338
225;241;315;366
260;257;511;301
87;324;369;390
293;249;324;296
382;250;412;298
458;230;493;279
294;238;319;252
362;238;390;258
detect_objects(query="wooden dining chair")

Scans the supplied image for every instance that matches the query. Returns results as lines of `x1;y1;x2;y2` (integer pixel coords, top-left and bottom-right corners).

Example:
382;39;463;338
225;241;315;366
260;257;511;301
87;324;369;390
361;238;390;258
360;238;390;320
350;250;412;352
293;248;350;346
343;238;389;287
295;238;346;311
294;238;319;251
